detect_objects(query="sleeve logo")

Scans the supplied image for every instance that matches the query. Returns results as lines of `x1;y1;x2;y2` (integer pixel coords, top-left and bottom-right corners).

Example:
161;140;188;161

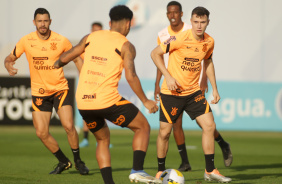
164;36;176;45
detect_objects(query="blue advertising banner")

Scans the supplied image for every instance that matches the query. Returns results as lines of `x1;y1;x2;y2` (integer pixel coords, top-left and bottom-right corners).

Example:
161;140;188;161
75;79;282;132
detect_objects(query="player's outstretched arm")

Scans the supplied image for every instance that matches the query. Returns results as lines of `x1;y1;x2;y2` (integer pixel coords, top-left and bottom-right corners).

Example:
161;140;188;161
4;54;18;76
151;46;181;91
204;58;220;104
122;41;158;114
54;35;89;68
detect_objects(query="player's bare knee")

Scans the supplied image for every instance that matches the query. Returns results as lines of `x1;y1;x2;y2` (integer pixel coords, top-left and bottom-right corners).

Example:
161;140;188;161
36;130;49;140
159;130;171;141
63;123;75;134
202;121;215;133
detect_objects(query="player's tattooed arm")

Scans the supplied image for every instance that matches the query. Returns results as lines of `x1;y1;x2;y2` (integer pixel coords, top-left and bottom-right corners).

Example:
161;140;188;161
54;34;89;68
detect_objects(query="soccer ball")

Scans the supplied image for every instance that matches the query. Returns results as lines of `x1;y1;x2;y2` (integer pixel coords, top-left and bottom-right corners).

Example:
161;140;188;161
160;169;185;184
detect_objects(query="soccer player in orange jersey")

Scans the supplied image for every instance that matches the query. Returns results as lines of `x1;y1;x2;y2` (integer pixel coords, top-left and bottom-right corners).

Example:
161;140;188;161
151;6;232;183
154;1;232;174
79;22;103;148
4;8;89;175
54;5;161;184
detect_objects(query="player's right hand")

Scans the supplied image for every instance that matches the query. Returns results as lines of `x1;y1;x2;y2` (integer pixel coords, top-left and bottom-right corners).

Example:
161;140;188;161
143;100;159;114
154;85;160;101
166;76;181;91
5;61;18;76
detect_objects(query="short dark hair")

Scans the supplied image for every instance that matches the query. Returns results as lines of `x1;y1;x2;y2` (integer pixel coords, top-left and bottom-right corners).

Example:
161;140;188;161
191;6;210;18
167;1;182;12
34;8;50;19
92;22;103;29
109;5;133;21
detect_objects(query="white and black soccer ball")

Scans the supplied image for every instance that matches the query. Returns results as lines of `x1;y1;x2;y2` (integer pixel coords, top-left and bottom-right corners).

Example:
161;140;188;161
160;169;185;184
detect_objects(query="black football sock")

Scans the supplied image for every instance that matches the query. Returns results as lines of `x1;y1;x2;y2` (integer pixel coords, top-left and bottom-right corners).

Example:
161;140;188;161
177;143;189;164
205;154;215;172
133;150;146;171
157;157;166;171
101;167;115;184
215;133;229;148
83;131;89;139
53;148;69;163
71;148;81;162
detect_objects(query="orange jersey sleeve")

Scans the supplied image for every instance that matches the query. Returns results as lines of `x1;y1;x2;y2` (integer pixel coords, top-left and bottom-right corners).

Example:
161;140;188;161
159;29;214;96
12;37;26;58
12;31;72;96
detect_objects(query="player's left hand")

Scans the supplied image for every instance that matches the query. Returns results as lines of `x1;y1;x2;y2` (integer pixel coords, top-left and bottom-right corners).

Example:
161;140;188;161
211;90;220;104
143;99;159;114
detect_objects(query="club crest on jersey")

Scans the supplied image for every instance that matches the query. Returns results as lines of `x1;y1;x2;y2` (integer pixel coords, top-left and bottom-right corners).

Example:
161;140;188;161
35;98;43;106
50;42;57;50
164;36;176;45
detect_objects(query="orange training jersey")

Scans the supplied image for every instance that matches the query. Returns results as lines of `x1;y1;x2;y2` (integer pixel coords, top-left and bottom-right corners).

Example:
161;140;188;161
76;30;128;110
157;23;191;67
159;29;214;96
12;31;72;96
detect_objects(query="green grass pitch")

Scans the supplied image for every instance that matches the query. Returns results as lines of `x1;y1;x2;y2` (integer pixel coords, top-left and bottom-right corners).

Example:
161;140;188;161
0;126;281;184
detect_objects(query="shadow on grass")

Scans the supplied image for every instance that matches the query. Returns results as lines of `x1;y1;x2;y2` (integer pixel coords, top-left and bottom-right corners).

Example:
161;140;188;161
231;163;282;171
230;163;282;182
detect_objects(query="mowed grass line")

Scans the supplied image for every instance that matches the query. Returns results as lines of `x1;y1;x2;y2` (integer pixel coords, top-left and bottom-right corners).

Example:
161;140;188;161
0;126;282;184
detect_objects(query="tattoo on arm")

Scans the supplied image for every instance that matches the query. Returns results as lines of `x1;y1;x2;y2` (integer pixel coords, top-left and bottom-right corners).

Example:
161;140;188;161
127;43;137;77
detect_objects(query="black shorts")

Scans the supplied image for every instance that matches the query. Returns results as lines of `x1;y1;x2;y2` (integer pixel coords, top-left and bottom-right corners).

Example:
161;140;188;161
31;90;72;112
159;90;212;123
79;97;139;133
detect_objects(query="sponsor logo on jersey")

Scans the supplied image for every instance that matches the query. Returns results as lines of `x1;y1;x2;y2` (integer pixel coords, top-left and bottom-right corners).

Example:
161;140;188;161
39;88;45;94
164;36;176;45
33;57;56;70
41;47;47;51
184;58;199;62
87;70;105;77
91;56;107;61
194;48;199;52
82;94;96;100
38;88;56;95
181;59;200;72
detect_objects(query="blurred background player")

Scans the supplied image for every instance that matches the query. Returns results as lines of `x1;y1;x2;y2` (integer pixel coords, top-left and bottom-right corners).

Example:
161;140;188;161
151;6;232;183
79;21;103;148
54;5;161;184
4;8;89;175
154;1;232;173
